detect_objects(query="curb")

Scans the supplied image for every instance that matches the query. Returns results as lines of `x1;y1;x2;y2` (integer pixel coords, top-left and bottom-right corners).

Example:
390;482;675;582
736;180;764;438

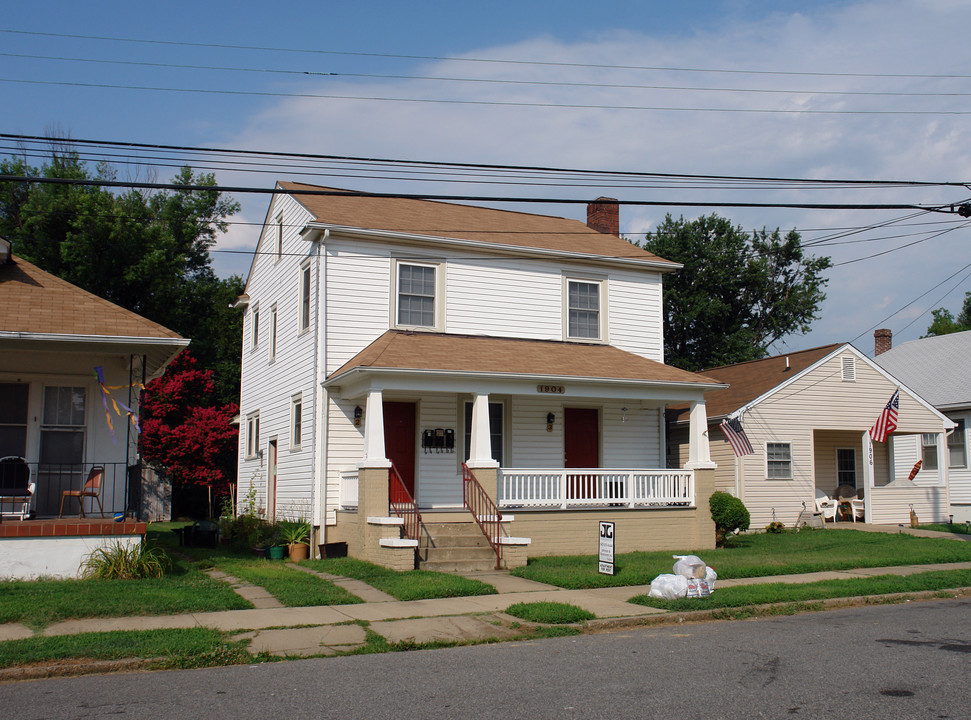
0;657;163;683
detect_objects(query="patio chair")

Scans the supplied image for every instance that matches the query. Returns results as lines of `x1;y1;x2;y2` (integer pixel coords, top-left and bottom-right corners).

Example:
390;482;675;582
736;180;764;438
836;485;864;523
0;456;34;521
58;465;105;518
814;489;838;523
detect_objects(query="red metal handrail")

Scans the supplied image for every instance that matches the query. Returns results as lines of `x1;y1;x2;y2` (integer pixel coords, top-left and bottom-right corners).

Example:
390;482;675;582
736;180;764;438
389;463;422;542
462;463;502;569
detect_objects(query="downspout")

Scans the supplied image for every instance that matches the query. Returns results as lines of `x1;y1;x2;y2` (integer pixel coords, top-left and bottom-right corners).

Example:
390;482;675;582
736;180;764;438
311;230;329;550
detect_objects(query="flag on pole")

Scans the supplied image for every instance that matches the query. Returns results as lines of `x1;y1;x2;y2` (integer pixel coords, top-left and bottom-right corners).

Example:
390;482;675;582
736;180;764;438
720;417;755;457
869;389;899;443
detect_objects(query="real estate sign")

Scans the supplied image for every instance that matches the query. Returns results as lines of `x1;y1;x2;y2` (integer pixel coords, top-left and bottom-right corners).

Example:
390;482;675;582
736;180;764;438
598;521;614;575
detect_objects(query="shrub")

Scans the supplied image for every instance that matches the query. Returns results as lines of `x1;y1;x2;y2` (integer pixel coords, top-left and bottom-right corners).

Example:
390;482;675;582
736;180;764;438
81;541;171;580
765;521;786;534
710;491;750;547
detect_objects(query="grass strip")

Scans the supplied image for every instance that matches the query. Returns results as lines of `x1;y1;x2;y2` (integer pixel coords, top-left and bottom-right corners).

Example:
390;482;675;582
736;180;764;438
0;628;251;670
211;559;362;606
918;523;971;535
0;567;251;631
512;529;971;589
629;568;971;611
505;601;595;624
302;557;497;601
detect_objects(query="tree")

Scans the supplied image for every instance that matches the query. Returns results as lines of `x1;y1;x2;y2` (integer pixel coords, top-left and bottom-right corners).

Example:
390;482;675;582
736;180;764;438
709;491;750;547
641;214;831;370
140;351;239;498
925;292;971;337
0;145;243;404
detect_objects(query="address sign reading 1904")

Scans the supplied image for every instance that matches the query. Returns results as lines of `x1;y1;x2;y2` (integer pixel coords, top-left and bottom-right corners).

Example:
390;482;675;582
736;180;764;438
536;384;566;394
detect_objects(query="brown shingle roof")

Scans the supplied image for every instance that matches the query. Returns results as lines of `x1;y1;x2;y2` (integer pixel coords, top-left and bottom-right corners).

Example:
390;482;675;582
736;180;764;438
0;256;183;339
669;344;844;421
328;331;723;386
279;182;676;267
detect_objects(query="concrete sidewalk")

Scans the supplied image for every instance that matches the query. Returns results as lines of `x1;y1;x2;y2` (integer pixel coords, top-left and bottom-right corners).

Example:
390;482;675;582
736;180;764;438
3;558;970;659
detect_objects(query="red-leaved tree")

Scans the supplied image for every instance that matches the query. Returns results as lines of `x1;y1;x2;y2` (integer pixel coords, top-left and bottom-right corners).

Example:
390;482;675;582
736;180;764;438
140;350;238;497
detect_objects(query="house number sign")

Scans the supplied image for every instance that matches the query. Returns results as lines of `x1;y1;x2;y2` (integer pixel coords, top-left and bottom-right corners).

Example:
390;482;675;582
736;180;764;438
536;384;565;394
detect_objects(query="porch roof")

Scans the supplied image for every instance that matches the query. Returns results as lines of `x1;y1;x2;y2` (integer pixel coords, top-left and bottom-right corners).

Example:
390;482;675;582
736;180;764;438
326;331;725;399
0;256;187;378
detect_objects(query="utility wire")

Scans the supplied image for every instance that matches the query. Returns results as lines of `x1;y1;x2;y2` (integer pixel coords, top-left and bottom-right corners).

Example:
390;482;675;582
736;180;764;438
6;77;971;116
8;51;971;99
4;29;971;80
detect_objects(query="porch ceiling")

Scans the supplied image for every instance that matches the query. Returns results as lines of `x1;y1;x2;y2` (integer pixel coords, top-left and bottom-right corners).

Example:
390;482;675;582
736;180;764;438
326;331;726;401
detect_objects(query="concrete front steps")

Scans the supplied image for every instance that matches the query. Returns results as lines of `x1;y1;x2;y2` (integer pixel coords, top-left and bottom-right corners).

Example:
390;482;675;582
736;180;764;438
419;521;500;572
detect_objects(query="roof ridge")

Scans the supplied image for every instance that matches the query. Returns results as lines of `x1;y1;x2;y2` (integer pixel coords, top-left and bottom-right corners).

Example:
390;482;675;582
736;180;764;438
702;342;844;372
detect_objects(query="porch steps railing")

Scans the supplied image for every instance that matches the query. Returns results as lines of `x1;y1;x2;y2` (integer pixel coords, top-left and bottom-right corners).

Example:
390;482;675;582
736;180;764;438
499;468;695;509
462;462;502;569
388;462;422;543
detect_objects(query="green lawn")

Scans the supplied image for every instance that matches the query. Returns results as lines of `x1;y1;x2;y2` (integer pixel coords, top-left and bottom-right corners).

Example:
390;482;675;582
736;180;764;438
302;557;498;601
918;523;971;536
512;528;971;589
630;568;971;612
211;558;362;606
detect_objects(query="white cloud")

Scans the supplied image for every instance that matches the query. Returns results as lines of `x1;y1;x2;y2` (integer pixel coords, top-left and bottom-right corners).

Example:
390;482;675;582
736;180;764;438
219;0;971;351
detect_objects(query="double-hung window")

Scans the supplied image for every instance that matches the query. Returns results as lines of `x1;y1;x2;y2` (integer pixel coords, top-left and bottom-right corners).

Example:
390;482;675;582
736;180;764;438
566;279;602;340
0;383;29;458
299;262;311;333
246;412;260;459
948;419;967;469
922;433;939;471
766;442;792;479
396;261;438;328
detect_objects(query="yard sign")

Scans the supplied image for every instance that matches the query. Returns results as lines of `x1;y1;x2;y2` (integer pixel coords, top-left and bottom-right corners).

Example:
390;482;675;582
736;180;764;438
598;521;615;575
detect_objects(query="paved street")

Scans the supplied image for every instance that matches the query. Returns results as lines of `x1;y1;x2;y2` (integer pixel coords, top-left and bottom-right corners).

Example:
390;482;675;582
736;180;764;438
2;596;968;719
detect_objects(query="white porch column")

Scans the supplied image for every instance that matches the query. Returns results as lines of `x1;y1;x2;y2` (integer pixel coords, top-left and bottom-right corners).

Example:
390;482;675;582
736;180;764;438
467;392;498;468
685;399;716;470
862;430;874;523
361;389;390;467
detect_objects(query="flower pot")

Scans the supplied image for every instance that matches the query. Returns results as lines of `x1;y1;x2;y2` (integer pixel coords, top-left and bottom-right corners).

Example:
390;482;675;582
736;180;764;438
268;545;286;560
253;546;267;558
288;542;310;561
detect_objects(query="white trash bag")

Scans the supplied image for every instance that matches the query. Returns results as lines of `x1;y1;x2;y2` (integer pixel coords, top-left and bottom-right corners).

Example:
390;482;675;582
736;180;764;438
672;554;708;579
648;573;689;600
705;565;717;590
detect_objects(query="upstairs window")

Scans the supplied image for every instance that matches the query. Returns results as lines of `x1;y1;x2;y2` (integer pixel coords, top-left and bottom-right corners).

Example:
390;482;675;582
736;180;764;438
299;262;311;333
251;304;260;348
566;279;602;340
274;214;283;262
269;304;278;361
396;261;437;328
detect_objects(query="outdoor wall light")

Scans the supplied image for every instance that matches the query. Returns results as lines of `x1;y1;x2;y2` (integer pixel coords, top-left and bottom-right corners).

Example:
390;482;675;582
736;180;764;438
546;412;555;432
354;406;363;427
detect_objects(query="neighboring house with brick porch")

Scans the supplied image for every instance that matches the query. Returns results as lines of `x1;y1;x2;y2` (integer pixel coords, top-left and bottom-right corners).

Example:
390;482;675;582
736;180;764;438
874;328;971;522
667;343;953;529
0;240;187;578
236;185;725;570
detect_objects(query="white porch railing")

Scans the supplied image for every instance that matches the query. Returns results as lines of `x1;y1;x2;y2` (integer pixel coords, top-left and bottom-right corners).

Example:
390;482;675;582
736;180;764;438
339;469;359;509
499;468;694;509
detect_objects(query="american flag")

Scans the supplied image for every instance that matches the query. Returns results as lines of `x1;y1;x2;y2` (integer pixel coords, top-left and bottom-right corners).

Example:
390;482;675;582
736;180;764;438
869;389;899;443
720;417;755;457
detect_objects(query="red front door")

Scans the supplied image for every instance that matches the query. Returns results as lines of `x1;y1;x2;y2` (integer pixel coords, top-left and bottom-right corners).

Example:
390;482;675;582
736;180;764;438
383;401;417;498
564;407;599;499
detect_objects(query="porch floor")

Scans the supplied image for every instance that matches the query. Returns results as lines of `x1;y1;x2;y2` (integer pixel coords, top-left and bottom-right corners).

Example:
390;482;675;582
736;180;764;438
0;517;147;539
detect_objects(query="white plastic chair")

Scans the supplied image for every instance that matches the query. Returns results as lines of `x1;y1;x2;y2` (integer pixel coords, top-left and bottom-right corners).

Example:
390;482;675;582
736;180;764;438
814;489;838;523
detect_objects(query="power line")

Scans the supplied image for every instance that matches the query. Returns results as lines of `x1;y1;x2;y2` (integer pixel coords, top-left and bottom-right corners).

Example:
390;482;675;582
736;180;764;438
7;76;971;116
5;29;971;81
9;51;971;99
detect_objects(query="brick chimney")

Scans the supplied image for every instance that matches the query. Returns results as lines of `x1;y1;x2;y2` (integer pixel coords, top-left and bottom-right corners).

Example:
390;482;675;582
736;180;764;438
587;197;619;237
874;328;892;356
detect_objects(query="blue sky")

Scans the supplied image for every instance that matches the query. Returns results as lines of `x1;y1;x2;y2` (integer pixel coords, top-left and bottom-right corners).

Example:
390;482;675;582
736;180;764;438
3;0;971;355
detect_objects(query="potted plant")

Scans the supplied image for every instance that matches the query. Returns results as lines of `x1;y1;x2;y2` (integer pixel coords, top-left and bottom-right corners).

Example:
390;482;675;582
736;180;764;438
280;520;311;561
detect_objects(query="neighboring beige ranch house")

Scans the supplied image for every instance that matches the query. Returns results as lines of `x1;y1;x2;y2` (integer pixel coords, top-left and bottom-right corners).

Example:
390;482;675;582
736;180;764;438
667;343;953;528
236;185;725;570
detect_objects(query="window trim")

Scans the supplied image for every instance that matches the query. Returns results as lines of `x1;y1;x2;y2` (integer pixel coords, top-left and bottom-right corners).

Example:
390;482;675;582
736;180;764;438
765;441;793;480
269;304;278;362
246;411;261;459
948;418;967;469
921;433;939;471
290;394;303;451
391;258;444;331
251;303;260;349
299;261;312;334
563;276;607;343
836;447;856;488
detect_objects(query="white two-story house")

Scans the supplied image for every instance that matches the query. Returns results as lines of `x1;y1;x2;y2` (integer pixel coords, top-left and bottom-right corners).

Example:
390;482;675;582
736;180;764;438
236;184;724;569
